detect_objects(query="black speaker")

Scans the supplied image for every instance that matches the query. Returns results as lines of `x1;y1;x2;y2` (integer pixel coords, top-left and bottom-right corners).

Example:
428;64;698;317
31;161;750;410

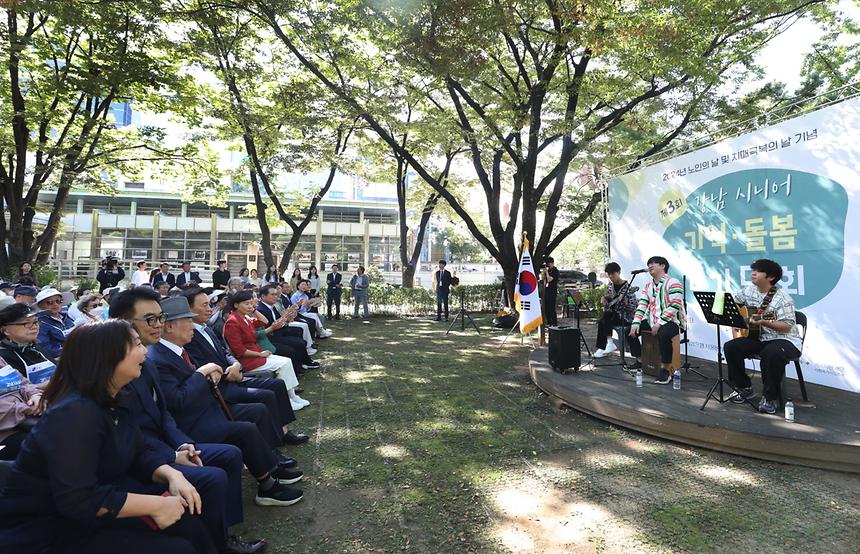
548;326;581;372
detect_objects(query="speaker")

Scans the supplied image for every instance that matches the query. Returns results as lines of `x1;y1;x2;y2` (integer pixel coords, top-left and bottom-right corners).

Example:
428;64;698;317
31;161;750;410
548;326;581;372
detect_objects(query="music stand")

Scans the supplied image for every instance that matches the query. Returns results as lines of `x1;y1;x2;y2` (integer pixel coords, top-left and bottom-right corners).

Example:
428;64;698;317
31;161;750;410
569;290;592;359
694;291;758;411
447;288;480;335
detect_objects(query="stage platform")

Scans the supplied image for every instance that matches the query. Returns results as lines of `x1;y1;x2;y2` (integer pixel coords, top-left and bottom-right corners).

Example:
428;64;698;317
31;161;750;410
528;331;860;473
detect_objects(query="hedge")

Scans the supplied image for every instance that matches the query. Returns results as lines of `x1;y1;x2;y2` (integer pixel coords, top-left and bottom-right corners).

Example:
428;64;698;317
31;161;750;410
318;284;502;316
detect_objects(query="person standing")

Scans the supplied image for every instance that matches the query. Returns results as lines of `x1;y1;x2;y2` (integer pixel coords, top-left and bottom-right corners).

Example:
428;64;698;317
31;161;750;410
326;265;343;320
350;266;369;319
96;257;126;293
15;262;38;287
131;261;151;287
540;257;560;326
152;263;176;288
212;261;230;291
629;256;684;384
432;260;452;322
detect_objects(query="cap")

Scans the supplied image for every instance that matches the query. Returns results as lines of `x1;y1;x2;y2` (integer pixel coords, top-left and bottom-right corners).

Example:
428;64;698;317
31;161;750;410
0;302;41;326
13;285;38;298
0;282;14;291
35;288;63;305
159;296;197;321
208;289;226;303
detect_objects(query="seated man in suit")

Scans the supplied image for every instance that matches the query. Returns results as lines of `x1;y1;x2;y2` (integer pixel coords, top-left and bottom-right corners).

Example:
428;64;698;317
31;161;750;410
152;262;176;288
147;296;305;507
258;284;317;355
291;280;332;337
181;288;308;445
176;262;202;289
278;281;321;341
108;288;267;553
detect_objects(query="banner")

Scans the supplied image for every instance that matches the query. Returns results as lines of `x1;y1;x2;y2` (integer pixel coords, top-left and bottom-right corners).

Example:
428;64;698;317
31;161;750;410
514;238;543;334
608;96;860;393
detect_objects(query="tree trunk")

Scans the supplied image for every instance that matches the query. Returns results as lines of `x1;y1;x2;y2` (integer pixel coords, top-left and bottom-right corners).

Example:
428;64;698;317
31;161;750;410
401;262;417;288
249;170;276;270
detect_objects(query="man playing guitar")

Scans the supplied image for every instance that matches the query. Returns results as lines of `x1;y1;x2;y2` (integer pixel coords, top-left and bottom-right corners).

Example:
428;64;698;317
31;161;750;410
724;259;802;414
594;262;641;366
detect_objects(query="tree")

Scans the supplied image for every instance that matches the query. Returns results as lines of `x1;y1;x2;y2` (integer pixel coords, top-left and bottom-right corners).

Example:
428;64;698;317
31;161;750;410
0;0;216;274
234;0;830;301
182;5;358;272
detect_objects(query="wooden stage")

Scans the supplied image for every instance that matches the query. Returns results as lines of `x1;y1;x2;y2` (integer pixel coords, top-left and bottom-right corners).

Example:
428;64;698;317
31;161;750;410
528;338;860;473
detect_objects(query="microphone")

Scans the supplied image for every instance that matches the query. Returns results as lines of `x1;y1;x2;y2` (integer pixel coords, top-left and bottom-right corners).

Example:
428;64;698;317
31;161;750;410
631;268;648;275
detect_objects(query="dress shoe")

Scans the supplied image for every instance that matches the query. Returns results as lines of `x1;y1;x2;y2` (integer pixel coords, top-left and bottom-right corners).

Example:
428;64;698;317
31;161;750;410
277;455;298;468
283;430;309;445
302;361;321;370
223;535;267;554
294;386;304;394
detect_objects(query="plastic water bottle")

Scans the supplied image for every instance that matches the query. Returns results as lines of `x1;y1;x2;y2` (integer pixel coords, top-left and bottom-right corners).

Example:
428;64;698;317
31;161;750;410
673;368;681;390
635;369;643;388
785;399;795;423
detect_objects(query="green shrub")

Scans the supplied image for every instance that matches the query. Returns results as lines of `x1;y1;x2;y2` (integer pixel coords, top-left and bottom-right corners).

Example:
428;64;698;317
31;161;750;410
318;283;501;316
578;286;605;319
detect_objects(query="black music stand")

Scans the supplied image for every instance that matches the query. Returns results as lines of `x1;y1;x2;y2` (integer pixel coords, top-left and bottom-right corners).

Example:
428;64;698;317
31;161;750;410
446;288;480;335
694;291;757;411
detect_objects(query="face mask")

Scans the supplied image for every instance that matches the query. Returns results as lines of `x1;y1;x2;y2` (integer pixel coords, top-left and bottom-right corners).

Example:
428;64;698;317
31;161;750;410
90;307;104;317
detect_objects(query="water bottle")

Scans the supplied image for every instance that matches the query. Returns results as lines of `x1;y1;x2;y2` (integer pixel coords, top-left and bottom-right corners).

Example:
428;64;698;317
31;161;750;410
673;368;681;390
635;368;643;388
785;399;795;423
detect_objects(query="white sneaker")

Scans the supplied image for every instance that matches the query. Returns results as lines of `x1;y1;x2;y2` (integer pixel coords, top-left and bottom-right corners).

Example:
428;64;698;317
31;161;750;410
603;340;618;354
594;348;607;358
321;329;333;338
290;400;305;411
307;347;318;356
294;395;310;407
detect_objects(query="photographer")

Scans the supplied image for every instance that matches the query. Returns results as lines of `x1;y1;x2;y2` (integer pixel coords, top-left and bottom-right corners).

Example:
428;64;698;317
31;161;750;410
96;257;126;293
540;257;560;326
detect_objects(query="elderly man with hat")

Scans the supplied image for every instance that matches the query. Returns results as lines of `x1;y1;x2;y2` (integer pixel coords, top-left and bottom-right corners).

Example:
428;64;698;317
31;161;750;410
0;283;15;296
34;288;74;360
12;285;37;306
0;302;57;385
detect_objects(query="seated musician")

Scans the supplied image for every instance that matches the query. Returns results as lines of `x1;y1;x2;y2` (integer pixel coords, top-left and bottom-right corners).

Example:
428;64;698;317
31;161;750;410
724;259;801;414
594;262;641;366
629;256;684;384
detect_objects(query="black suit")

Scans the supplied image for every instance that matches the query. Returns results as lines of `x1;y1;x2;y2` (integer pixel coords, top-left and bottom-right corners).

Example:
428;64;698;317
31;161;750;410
176;271;201;288
185;327;295;428
435;269;453;320
266;298;318;339
152;272;176;288
326;272;342;317
147;343;280;479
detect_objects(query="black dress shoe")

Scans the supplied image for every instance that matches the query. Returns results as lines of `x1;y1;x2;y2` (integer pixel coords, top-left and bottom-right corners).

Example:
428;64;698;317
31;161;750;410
283;430;309;445
276;454;298;468
223;535;267;554
294;386;304;394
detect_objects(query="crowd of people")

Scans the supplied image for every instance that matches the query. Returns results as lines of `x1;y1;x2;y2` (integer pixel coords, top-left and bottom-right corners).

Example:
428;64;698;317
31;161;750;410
0;259;372;553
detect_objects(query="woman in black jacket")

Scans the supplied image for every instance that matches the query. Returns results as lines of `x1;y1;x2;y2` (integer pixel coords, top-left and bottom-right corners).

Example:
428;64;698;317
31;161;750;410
0;320;215;553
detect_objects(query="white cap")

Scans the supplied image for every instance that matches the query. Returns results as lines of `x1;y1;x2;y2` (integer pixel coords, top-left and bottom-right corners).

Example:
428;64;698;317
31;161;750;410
208;289;226;303
35;288;63;305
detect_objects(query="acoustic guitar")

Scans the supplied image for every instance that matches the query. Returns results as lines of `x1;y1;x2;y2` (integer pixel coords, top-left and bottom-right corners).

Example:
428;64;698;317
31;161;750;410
733;305;776;340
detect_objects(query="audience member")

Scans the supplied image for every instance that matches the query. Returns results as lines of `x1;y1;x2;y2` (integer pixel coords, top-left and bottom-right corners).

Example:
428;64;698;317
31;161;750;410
35;288;74;360
227;277;244;294
12;285;37;306
238;268;250;285
108;288;268;554
0;283;15;296
258;284;317;355
213;260;230;291
146;296;304;508
222;292;310;410
307;266;321;297
292;280;332;337
0;355;43;461
289;268;302;292
248;269;263;288
0;304;56;385
176;262;201;289
72;294;102;327
263;265;279;285
181;288;307;437
0;320;216;553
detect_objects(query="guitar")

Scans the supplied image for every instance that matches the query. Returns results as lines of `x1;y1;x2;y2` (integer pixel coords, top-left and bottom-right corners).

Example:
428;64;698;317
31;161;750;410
733;305;776;340
606;284;639;310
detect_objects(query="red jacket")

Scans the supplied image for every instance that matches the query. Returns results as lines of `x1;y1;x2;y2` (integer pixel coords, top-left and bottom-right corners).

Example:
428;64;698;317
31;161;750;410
223;312;266;371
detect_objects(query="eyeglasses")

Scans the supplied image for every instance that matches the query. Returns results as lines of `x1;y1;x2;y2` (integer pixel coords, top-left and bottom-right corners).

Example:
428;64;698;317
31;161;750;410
4;320;40;329
40;298;63;306
133;314;167;327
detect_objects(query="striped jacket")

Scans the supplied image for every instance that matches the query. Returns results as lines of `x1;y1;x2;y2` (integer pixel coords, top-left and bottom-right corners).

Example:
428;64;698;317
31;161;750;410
631;275;685;329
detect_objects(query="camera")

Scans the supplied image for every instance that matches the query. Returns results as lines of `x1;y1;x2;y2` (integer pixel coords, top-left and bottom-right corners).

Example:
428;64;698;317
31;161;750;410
102;256;119;270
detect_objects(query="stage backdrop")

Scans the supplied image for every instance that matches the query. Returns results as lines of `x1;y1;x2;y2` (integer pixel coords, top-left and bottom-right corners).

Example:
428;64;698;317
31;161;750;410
608;96;860;393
